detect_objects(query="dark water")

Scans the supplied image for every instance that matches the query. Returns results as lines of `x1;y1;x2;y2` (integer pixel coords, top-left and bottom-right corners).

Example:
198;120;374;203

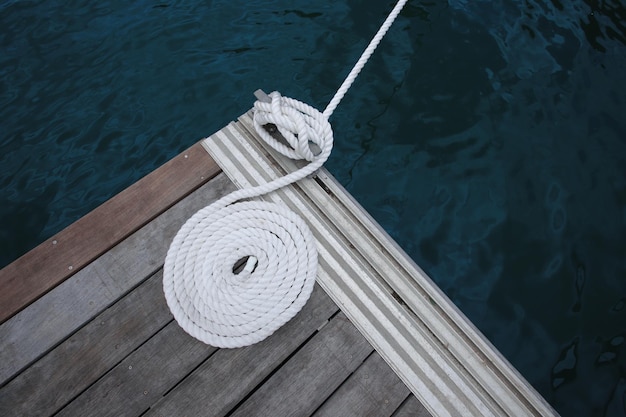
2;1;625;415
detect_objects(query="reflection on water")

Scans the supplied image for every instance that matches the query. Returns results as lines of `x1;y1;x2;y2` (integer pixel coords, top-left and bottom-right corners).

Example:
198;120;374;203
552;337;578;390
1;1;625;415
581;0;626;52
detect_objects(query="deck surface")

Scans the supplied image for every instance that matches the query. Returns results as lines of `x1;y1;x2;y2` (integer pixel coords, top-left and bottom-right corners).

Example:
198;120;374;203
0;143;430;416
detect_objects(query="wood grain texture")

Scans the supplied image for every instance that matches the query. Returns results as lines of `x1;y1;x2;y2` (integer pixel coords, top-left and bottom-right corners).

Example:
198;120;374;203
0;174;236;385
0;271;171;417
313;352;411;417
144;285;339;417
229;313;374;417
0;142;220;324
56;322;215;417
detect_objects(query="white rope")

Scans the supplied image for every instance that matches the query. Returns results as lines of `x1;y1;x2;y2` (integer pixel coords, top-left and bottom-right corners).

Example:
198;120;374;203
163;0;407;348
163;201;317;348
324;0;409;118
163;93;332;348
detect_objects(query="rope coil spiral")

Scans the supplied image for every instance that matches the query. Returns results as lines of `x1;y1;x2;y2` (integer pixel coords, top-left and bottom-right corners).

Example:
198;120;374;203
164;0;408;348
163;200;318;348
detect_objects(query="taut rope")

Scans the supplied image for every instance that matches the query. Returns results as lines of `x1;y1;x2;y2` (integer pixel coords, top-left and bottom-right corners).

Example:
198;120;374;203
163;0;408;348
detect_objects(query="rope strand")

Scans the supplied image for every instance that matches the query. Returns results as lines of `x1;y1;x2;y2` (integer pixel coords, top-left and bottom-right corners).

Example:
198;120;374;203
323;0;409;118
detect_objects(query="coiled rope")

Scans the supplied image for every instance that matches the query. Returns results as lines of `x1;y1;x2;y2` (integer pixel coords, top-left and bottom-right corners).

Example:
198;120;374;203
163;0;408;348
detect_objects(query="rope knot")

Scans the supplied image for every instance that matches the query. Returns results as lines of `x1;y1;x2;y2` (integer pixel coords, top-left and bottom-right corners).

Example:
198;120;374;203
253;91;333;163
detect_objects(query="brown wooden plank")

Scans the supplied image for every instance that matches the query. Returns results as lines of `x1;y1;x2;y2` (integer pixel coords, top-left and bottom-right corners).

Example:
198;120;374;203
144;285;339;417
0;142;221;324
0;174;237;385
229;313;374;417
392;395;433;417
313;352;411;417
0;271;172;417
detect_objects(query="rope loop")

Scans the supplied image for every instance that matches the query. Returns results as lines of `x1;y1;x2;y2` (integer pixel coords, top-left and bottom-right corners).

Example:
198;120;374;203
253;91;333;163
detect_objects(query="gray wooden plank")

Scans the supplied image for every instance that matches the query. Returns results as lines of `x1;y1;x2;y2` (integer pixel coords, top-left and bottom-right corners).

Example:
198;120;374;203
144;284;339;417
313;352;411;417
0;173;236;385
0;271;170;417
56;322;214;417
392;395;432;417
229;312;374;417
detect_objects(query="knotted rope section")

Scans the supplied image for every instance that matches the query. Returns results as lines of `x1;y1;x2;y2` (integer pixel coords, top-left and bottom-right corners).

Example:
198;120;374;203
163;0;408;348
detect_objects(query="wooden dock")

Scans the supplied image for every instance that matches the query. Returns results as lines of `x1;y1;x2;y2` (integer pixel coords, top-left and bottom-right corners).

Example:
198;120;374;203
0;109;557;416
0;144;428;415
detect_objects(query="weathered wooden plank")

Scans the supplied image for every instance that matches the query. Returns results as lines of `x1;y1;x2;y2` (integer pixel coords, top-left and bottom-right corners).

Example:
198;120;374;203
144;285;339;417
0;142;221;324
56;322;215;417
313;352;412;417
0;271;171;417
0;173;236;385
229;312;374;417
392;395;433;417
